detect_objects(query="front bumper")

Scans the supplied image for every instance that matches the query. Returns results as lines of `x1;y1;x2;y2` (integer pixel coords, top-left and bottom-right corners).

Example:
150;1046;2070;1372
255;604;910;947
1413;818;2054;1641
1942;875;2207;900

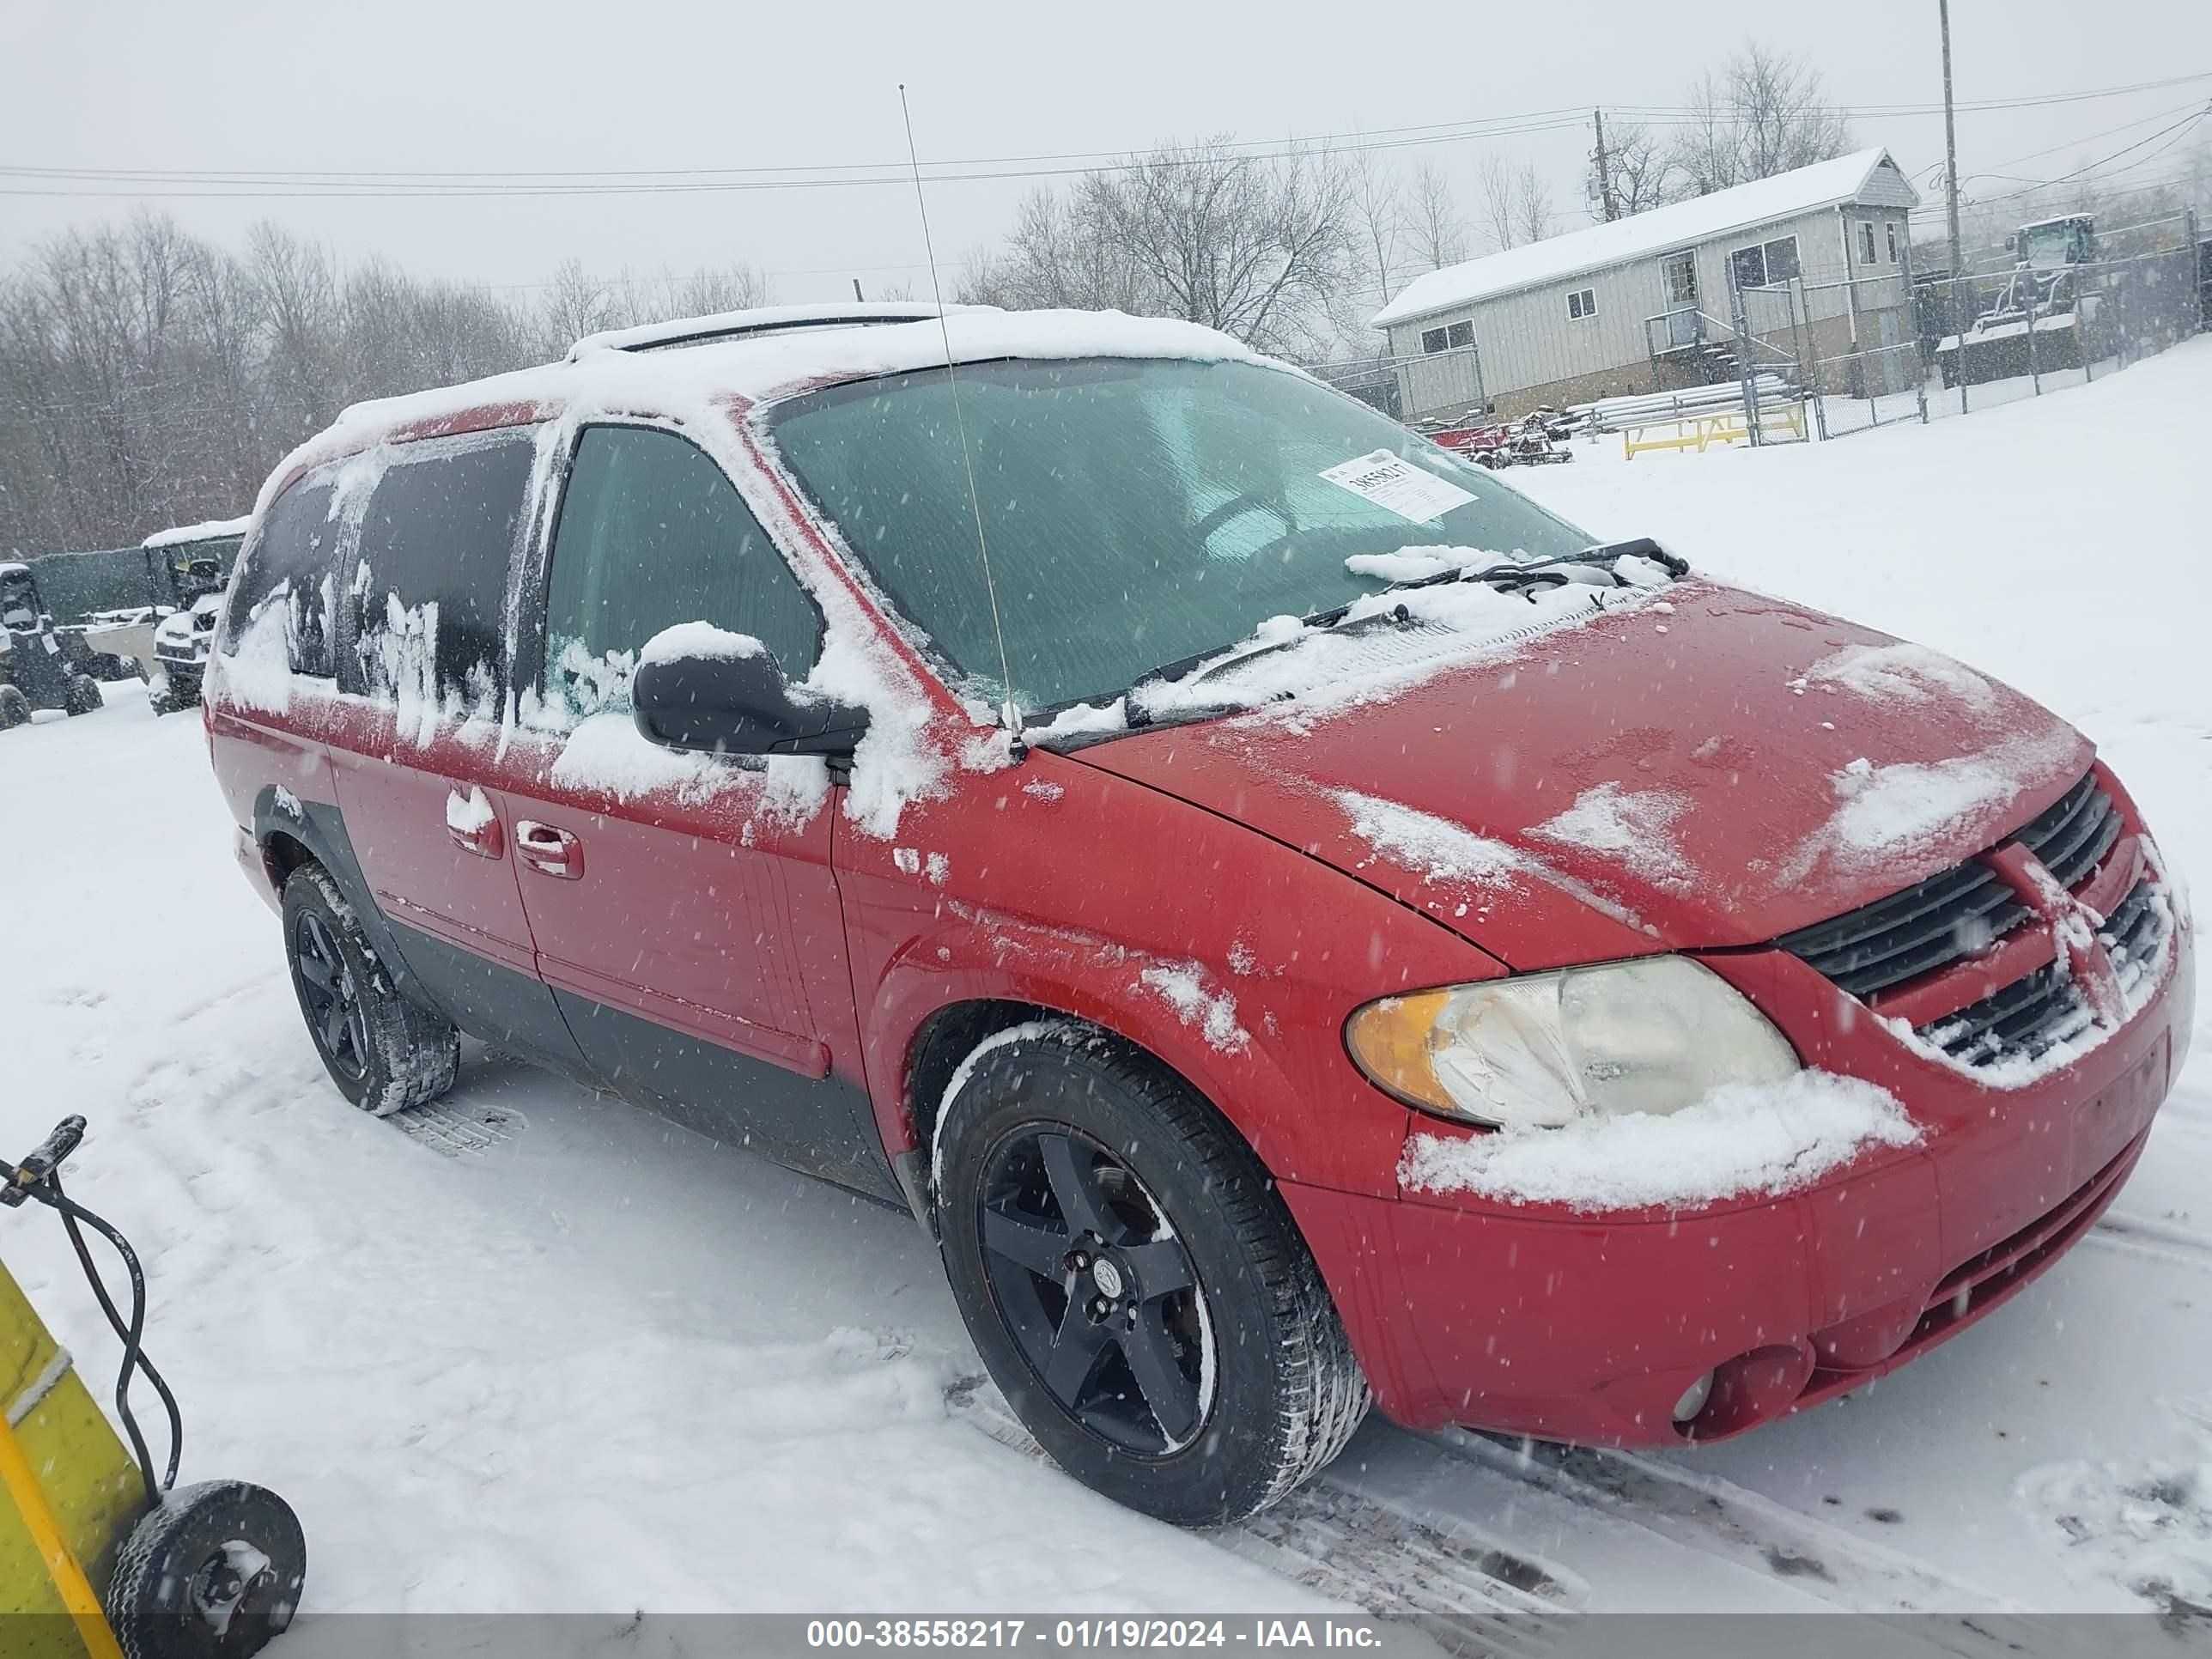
1283;893;2192;1449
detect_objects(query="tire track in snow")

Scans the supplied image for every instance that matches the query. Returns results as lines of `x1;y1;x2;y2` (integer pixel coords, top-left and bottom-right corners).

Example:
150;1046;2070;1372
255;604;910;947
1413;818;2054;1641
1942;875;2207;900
2088;1212;2212;1274
947;1377;1572;1652
1433;1430;2051;1649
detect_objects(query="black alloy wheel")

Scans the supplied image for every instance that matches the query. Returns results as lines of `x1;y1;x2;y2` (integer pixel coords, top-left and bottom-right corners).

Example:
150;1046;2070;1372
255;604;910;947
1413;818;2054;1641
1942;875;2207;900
280;861;459;1115
976;1124;1211;1455
935;1025;1370;1526
292;908;368;1084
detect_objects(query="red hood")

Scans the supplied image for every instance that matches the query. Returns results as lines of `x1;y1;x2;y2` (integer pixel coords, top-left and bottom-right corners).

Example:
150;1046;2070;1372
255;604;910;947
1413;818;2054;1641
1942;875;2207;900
1077;579;2091;968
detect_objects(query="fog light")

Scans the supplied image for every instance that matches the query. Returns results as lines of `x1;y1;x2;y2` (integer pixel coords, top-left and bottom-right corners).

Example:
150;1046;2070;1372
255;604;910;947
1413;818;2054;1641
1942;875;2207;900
1671;1371;1714;1425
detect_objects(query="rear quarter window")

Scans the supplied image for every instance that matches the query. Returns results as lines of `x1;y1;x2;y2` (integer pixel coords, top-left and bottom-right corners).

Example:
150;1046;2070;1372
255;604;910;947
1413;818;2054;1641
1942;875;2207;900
221;480;337;675
339;431;537;711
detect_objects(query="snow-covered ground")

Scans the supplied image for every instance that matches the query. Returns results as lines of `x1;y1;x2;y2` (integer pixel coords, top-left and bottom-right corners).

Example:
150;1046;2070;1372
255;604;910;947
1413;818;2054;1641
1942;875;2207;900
3;339;2208;1628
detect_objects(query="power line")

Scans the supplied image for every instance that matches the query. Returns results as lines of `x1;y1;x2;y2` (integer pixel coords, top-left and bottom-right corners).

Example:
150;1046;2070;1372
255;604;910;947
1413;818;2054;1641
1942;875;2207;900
3;71;2207;201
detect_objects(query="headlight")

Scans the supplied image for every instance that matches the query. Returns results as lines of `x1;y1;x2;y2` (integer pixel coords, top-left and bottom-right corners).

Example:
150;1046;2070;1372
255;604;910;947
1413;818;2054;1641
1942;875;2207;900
1345;957;1799;1129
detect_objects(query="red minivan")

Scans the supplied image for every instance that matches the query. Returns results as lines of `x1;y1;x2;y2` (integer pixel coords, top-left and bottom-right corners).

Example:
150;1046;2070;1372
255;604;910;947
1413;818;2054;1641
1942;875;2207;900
204;304;2194;1526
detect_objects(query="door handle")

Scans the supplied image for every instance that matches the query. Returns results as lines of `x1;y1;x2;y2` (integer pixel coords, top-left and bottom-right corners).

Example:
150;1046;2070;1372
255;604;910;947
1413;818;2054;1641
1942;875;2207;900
445;787;504;860
514;819;584;880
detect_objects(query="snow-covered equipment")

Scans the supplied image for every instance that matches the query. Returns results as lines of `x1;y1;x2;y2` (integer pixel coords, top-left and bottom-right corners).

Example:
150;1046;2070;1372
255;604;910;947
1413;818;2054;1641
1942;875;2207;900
1430;412;1575;470
71;521;246;713
0;563;106;731
1936;215;2100;389
0;1115;305;1657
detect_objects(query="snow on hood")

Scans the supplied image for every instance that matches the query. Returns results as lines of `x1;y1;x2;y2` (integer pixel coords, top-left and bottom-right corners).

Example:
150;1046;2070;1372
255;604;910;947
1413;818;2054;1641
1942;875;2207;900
1078;580;2093;963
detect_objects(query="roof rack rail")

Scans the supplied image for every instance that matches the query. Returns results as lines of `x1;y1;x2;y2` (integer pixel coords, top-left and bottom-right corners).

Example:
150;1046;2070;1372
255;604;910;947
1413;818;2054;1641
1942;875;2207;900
567;302;973;362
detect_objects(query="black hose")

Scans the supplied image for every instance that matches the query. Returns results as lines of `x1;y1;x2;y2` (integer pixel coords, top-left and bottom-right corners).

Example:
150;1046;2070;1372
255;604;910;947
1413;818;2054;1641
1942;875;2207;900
40;1174;181;1511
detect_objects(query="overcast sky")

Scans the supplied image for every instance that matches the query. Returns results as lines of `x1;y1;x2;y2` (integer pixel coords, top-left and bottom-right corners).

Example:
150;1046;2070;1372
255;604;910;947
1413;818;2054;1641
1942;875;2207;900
4;0;2207;318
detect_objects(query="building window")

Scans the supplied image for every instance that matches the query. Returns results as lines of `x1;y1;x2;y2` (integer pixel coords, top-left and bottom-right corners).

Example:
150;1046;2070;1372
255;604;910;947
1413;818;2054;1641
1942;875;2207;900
1445;320;1474;349
1566;287;1597;320
1662;252;1698;307
1858;221;1879;265
1420;326;1449;354
1729;234;1802;290
1885;221;1899;263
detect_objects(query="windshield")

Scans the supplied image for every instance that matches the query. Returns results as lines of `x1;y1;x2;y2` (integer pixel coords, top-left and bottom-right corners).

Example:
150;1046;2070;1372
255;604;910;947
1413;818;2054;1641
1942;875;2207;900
769;356;1595;712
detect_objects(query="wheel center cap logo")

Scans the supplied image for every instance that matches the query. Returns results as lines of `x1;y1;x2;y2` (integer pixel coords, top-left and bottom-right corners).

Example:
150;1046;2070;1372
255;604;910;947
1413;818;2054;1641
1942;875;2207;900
1091;1259;1125;1299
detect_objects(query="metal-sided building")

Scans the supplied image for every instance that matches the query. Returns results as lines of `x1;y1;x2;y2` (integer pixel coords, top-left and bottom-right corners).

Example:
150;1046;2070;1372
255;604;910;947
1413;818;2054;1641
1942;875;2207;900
1371;148;1922;422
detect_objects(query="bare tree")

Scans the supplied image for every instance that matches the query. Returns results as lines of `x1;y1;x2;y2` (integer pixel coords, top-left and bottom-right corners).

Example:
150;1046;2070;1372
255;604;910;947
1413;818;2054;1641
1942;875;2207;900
1513;163;1556;246
1589;118;1674;220
1672;41;1855;196
1476;157;1555;251
1406;163;1469;271
0;218;766;556
962;137;1358;357
1346;153;1404;306
1476;155;1521;252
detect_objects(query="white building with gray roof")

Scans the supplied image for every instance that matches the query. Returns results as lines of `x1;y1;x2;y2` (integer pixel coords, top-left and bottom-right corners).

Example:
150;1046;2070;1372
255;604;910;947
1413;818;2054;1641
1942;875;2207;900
1371;149;1922;422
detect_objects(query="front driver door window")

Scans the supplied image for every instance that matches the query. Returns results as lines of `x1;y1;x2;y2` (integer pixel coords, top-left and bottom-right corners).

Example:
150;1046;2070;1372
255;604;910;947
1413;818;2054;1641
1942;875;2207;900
503;423;893;1199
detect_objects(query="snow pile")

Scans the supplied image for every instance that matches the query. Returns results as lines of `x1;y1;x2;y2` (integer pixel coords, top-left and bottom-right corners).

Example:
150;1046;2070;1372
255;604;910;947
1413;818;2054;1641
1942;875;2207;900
444;786;495;837
143;514;251;549
1343;548;1484;584
1796;641;2000;714
2015;1401;2212;1614
210;591;295;715
1135;963;1250;1055
638;621;768;665
1335;790;1522;886
1333;789;1649;932
1400;1070;1922;1212
1783;729;2083;884
1529;781;1690;890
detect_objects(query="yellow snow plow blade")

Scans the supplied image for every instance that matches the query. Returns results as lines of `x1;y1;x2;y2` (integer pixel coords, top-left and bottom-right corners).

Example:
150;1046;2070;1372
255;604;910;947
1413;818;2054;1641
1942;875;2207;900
0;1260;137;1658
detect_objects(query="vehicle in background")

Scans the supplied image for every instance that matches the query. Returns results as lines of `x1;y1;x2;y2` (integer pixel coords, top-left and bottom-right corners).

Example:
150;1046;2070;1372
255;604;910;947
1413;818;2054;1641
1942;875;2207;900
199;305;2191;1528
1431;410;1577;469
1936;214;2100;388
72;519;247;710
0;562;106;730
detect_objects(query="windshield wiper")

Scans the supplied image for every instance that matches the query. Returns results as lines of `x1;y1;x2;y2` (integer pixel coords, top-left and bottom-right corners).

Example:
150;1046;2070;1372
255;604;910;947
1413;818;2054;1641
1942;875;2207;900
1365;536;1689;603
1120;539;1686;729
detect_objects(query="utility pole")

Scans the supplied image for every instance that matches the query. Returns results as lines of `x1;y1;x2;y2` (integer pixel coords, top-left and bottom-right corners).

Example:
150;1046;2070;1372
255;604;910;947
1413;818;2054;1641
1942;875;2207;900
1592;108;1618;222
853;277;866;301
1938;0;1964;279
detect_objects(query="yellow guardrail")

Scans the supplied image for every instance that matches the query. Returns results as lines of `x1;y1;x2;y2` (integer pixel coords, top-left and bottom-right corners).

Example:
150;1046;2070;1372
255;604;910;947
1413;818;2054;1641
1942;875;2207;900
1624;399;1807;459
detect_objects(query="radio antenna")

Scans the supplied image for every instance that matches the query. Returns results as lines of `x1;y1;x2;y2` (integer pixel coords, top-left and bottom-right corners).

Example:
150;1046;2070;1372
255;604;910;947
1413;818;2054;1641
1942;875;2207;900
899;84;1023;751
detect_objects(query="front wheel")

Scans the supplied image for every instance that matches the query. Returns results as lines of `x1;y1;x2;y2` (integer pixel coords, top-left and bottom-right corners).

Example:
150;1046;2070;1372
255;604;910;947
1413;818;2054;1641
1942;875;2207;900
106;1480;306;1659
282;862;459;1115
64;674;104;715
935;1025;1368;1526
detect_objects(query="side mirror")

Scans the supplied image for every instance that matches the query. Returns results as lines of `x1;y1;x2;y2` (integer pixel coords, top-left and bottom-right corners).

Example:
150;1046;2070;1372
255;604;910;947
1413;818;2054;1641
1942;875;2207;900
630;629;869;758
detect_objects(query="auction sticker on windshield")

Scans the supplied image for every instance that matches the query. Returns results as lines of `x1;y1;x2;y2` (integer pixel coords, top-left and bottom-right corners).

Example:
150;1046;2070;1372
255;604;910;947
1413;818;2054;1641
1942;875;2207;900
1319;450;1476;523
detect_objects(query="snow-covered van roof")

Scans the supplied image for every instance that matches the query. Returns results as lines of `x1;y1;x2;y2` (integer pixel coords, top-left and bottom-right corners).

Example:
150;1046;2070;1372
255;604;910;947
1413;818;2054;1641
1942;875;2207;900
143;516;252;549
568;301;977;360
262;308;1279;520
1371;149;1917;329
0;562;27;578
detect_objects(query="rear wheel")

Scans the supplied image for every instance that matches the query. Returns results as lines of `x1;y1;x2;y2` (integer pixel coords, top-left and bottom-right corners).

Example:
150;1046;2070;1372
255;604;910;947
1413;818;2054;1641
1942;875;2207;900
106;1480;306;1659
0;684;27;730
935;1025;1368;1526
282;862;459;1115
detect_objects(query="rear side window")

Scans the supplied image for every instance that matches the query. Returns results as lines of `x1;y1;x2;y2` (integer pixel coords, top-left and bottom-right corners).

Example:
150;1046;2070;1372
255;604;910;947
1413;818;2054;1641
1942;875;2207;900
222;479;337;675
342;433;536;710
538;424;819;721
